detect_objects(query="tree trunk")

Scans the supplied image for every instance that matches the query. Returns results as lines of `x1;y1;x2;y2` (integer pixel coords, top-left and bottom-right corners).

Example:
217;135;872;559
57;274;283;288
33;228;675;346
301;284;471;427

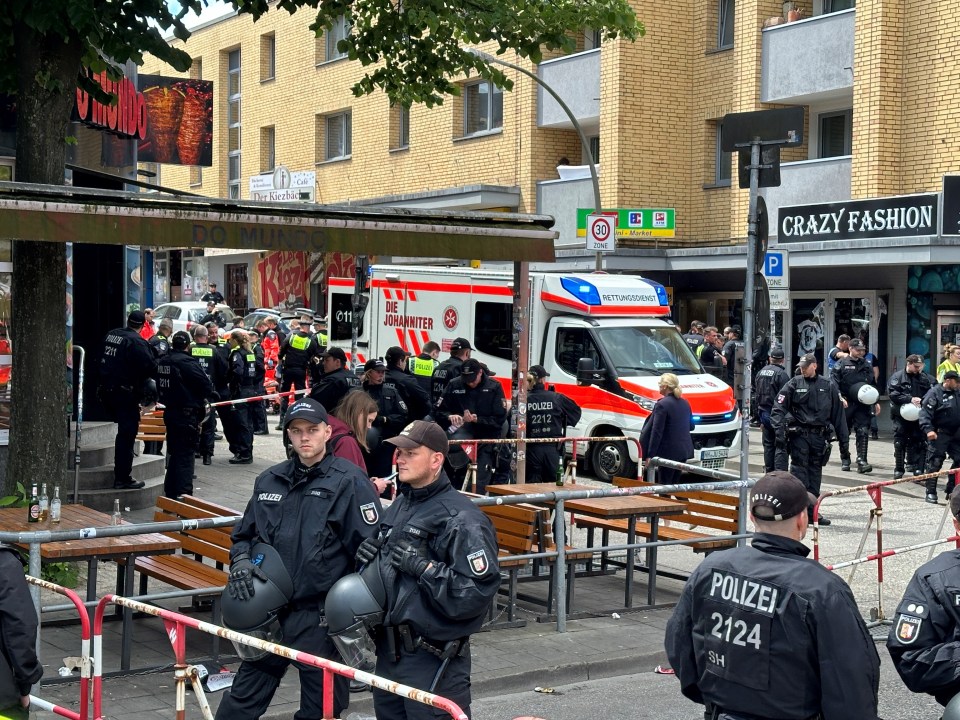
7;23;83;496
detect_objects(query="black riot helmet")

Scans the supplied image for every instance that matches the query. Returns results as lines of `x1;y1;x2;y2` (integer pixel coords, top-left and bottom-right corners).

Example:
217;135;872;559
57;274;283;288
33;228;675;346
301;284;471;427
220;543;294;661
325;563;387;668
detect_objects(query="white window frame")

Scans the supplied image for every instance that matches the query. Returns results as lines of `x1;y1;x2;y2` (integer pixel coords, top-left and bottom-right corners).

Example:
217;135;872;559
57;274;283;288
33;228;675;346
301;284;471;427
463;80;503;137
325;111;352;161
325;15;351;62
227;49;241;199
818;109;853;158
718;0;735;49
715;123;731;186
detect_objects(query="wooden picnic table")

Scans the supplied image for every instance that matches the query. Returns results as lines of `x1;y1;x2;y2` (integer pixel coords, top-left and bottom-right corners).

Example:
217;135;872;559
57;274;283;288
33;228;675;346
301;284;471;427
486;482;685;608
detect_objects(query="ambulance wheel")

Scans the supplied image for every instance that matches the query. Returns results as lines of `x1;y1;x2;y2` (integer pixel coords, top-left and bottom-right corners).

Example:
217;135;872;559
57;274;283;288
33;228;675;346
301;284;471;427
590;439;637;484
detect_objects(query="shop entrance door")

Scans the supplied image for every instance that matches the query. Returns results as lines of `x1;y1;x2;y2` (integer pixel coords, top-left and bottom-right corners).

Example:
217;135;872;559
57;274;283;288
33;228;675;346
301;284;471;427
934;311;960;363
787;292;880;373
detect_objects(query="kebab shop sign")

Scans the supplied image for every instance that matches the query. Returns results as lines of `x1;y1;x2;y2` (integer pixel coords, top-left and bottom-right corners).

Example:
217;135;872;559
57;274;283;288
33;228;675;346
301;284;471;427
75;70;147;140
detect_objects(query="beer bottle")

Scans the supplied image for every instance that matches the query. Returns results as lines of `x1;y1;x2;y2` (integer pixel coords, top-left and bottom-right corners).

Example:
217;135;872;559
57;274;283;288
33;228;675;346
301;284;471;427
38;483;49;522
556;455;565;486
27;483;40;523
112;499;122;526
50;486;62;524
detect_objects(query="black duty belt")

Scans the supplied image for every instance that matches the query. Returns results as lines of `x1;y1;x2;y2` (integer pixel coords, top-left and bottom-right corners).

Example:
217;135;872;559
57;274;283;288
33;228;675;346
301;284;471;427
383;624;468;660
713;709;821;720
791;425;828;435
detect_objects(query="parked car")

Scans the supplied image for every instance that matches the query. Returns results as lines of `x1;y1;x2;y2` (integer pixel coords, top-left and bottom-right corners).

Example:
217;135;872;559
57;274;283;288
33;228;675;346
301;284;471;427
153;302;237;334
243;307;314;336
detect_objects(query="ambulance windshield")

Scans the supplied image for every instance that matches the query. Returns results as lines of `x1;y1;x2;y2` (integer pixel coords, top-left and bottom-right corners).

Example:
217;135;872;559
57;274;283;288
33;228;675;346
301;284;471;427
593;326;702;377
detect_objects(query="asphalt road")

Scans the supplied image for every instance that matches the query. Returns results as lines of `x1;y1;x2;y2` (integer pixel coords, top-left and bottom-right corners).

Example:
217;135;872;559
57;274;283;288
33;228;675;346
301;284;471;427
471;648;940;720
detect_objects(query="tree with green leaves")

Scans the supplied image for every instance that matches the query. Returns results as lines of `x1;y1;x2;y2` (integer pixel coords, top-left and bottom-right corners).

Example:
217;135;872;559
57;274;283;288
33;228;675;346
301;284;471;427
0;0;641;496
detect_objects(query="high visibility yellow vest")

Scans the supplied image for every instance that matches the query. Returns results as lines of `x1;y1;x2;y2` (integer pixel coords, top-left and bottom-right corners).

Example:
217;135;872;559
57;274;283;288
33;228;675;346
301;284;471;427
410;356;436;377
290;334;311;351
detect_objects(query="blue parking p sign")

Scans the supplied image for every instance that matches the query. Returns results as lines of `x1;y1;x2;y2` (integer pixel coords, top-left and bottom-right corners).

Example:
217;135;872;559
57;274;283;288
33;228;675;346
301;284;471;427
764;252;784;277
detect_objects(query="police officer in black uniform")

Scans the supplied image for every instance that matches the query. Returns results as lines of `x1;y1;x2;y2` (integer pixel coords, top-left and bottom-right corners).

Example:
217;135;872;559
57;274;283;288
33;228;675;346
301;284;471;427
148;319;173;359
200;301;227;328
721;325;743;390
888;353;935;480
384;346;432;421
310;347;361;412
215;398;380;720
353;420;499;720
754;346;792;472
832;337;881;473
770;353;848;526
408;341;440;398
889;487;960;708
362;358;409;477
200;282;224;305
919;371;960;504
430;337;472;408
226;329;257;464
99;310;156;490
190;325;227;465
0;542;43;720
436;358;507;493
157;331;215;499
525;365;582;482
682;321;704;353
666;471;880;720
248;329;270;436
277;316;320;426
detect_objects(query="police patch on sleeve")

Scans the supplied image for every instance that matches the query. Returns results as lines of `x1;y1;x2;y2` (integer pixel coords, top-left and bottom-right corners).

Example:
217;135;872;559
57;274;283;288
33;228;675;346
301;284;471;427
467;549;490;576
894;614;922;644
360;502;379;525
776;393;785;404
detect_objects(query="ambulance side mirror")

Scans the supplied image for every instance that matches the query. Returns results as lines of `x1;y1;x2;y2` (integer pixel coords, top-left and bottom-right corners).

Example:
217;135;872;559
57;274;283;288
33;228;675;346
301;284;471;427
576;358;606;387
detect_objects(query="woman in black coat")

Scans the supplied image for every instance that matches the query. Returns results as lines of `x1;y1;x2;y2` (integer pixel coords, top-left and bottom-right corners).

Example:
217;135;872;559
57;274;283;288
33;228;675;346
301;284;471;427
640;373;694;484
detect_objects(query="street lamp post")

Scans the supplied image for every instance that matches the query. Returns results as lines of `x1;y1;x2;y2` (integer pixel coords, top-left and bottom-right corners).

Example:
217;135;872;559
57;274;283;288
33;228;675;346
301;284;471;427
466;49;604;271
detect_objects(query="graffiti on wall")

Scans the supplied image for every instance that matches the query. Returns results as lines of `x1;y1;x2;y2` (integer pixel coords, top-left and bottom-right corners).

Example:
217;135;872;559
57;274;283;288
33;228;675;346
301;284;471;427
253;251;309;309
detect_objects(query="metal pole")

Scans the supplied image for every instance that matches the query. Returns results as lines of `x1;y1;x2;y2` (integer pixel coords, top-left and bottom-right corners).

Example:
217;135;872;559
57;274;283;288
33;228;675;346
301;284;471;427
466;50;603;269
513;261;530;483
739;139;762;543
351;255;365;370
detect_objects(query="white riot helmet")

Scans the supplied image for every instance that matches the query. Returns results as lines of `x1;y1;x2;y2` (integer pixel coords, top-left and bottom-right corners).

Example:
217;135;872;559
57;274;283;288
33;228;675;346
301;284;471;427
899;403;921;422
945;691;960;720
852;382;879;405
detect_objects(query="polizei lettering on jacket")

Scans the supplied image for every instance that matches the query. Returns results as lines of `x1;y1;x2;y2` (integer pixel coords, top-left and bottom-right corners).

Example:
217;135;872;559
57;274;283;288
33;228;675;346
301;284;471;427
528;401;555;412
257;492;283;502
708;570;779;616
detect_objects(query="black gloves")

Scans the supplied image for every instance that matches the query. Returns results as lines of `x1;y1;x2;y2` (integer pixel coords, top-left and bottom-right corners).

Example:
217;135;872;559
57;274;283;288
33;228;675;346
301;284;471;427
227;554;267;601
775;428;787;446
391;541;430;578
355;536;384;566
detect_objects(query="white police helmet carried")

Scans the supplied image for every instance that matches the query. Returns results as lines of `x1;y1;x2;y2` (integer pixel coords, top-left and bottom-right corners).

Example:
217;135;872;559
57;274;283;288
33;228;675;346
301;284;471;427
325;563;386;668
852;382;879;405
220;543;294;661
945;691;960;720
899;402;921;422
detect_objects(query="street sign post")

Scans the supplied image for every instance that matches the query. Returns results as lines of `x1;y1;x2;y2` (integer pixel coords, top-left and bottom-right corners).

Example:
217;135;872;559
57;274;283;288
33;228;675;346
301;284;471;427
586;213;617;252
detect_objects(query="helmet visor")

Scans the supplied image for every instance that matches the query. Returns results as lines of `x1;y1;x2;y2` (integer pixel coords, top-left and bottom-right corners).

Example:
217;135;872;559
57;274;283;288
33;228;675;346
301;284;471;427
231;616;283;662
331;621;376;669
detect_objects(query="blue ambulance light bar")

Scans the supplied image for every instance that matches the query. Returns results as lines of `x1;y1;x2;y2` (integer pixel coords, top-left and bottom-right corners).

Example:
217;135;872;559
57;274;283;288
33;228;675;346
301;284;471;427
648;280;670;306
691;411;736;425
560;276;602;306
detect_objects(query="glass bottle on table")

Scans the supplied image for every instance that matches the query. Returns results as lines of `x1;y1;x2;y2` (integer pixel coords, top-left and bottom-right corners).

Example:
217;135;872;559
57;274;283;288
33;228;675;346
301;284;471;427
38;483;49;522
50;486;62;524
112;499;122;526
556;454;565;486
27;483;40;523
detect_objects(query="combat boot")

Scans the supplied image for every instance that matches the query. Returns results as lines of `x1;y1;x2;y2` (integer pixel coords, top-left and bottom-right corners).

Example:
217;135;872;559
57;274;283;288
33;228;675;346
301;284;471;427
926;475;939;504
840;455;851;472
856;434;872;474
893;442;905;480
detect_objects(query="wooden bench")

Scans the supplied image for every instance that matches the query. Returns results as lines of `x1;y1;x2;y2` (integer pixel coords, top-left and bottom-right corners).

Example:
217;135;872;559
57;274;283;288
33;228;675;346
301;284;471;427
576;477;741;564
136;411;166;452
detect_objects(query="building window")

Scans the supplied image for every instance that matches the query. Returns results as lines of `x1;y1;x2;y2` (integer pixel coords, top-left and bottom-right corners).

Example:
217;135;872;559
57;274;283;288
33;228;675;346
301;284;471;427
260;33;276;81
715;122;731;186
322;111;352;161
463;80;503;137
226;48;241;199
260;126;276;172
588;136;600;165
718;0;735;49
818;110;852;158
824;0;854;12
324;15;351;63
584;28;603;51
390;104;410;150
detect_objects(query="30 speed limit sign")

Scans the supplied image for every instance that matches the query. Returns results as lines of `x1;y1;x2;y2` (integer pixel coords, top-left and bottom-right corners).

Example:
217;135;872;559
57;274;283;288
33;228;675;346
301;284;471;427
586;213;617;252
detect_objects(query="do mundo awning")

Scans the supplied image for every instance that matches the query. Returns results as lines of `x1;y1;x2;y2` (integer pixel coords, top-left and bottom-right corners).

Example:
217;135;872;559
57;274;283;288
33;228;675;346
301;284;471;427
0;182;557;262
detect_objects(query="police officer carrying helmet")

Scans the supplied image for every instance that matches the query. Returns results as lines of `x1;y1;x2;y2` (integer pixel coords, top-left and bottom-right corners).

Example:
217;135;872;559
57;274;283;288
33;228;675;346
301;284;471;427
888;353;935;480
770;353;848;526
832;337;880;473
431;337;472;407
157;331;216;499
99;310;156;490
215;398;380;720
754;346;791;472
525;365;582;482
385;346;432;421
353;420;499;720
665;470;880;720
918;370;960;504
889;487;960;710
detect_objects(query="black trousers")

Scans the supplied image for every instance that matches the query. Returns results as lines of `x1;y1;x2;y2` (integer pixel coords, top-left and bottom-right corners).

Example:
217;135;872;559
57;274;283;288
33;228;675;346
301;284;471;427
199;407;216;458
215;607;347;720
279;368;307;417
102;387;140;484
893;417;926;469
252;383;268;433
759;410;788;472
526;443;561;483
373;637;472;720
163;407;201;499
787;430;827;501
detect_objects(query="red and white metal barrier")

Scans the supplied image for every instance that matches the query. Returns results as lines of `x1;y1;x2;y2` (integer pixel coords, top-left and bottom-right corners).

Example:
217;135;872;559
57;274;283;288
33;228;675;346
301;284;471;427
813;467;960;625
142;387;311;417
25;575;91;720
93;594;468;720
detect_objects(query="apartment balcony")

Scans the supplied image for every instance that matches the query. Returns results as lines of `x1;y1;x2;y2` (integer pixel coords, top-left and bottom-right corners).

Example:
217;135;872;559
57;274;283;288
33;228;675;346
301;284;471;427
536;173;597;247
761;156;851;238
761;9;854;105
537;49;600;131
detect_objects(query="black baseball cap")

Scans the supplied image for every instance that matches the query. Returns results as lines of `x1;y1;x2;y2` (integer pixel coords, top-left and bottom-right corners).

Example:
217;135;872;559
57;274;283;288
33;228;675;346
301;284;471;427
128;310;146;326
944;371;960;381
322;347;348;364
451;337;472;352
283;398;329;427
385;346;409;365
848;338;865;349
769;346;785;359
528;365;550;379
171;331;192;350
386;420;448;457
751;471;812;521
461;358;483;379
797;353;817;368
364;358;387;372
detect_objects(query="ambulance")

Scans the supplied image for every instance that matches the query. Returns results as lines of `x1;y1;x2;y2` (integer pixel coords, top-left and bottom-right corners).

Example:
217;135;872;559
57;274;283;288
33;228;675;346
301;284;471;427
327;266;740;481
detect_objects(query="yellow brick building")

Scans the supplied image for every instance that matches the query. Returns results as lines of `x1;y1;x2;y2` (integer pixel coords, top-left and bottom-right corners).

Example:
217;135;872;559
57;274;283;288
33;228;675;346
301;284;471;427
139;0;960;376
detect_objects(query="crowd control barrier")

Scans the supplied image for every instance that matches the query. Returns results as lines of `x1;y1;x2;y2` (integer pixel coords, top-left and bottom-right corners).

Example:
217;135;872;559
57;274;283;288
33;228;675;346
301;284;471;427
813;467;960;626
141;387;312;417
93;595;469;720
24;575;91;720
